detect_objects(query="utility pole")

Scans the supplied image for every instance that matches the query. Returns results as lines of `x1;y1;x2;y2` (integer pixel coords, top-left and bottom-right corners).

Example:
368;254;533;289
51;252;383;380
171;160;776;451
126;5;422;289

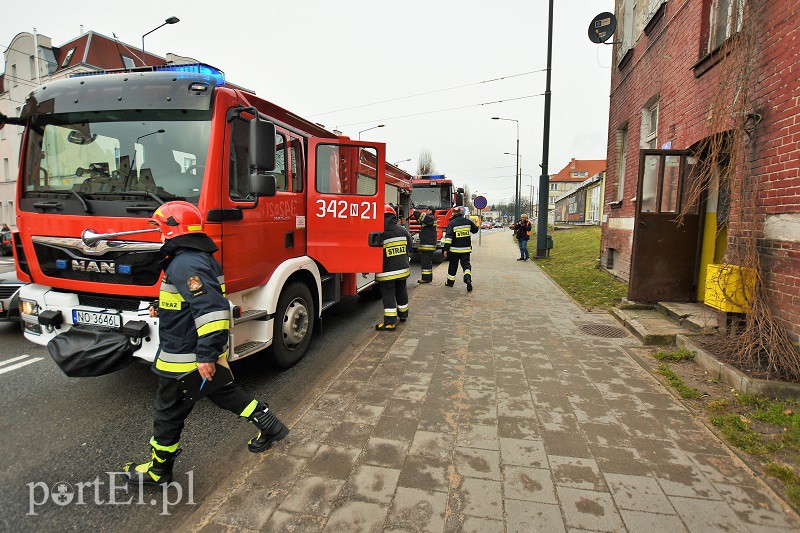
536;0;554;258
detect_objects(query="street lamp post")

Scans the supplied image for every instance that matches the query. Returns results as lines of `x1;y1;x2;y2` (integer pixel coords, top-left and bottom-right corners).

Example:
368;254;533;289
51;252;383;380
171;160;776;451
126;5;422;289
141;16;180;66
535;0;554;258
393;158;412;166
358;124;385;140
492;117;520;222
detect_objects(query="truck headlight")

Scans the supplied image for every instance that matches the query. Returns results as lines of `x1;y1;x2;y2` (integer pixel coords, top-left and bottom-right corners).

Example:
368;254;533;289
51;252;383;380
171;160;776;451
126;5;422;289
20;299;39;316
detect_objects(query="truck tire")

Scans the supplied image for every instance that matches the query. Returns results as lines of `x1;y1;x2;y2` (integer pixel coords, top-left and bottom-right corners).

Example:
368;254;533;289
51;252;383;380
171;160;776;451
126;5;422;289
270;282;315;369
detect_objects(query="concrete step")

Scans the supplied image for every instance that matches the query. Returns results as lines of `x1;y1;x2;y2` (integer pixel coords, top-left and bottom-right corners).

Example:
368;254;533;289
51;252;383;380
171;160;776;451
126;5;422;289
610;306;695;345
657;301;719;333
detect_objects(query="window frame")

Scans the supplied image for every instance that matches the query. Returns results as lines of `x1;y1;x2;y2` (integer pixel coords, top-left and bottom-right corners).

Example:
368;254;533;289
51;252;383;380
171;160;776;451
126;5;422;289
121;55;136;69
61;48;75;68
641;99;659;149
227;116;291;202
616;124;629;201
708;0;744;52
314;143;379;197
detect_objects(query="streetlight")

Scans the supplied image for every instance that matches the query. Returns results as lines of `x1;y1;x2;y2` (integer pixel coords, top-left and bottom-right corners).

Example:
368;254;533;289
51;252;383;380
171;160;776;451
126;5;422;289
141;16;180;66
535;0;554;258
358;124;384;140
492;117;520;222
393;158;412;166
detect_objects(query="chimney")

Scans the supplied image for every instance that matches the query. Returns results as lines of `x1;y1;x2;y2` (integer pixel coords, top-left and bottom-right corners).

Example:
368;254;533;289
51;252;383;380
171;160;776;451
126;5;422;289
570;158;576;169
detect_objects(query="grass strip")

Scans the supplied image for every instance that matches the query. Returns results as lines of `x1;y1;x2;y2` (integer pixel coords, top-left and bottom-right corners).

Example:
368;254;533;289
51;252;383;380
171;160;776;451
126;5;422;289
528;227;628;310
656;362;702;399
765;462;800;507
653;348;695;362
709;413;767;455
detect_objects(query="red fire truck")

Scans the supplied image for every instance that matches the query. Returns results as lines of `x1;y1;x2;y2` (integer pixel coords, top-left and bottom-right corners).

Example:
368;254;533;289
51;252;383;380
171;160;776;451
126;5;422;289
3;63;411;370
407;174;464;252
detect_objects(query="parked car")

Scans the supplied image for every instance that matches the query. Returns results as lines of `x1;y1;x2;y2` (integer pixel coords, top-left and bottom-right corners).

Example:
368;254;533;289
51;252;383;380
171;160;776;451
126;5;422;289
0;230;12;256
481;222;492;229
0;270;24;322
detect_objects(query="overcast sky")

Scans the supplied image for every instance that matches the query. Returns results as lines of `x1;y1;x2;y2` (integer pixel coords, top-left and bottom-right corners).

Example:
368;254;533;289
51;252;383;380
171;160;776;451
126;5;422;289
1;0;613;206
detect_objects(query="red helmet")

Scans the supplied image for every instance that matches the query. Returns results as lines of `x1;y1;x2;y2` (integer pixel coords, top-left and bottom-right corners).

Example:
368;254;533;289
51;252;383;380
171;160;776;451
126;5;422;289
384;205;396;216
149;201;204;239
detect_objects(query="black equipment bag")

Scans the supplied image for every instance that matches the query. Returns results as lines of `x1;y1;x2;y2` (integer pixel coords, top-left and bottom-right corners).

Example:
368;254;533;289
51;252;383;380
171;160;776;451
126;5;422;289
47;325;134;377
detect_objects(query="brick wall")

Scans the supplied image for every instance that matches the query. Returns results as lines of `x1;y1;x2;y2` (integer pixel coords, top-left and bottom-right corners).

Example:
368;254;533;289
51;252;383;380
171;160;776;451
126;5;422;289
601;0;800;339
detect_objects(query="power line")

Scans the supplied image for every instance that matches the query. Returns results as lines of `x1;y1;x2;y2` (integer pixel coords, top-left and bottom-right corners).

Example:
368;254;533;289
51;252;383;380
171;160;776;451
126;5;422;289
447;165;515;173
311;69;546;117
340;93;544;127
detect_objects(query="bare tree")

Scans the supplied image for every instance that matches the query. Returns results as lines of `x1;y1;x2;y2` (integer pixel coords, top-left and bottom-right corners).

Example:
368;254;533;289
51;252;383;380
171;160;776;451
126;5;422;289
416;149;436;175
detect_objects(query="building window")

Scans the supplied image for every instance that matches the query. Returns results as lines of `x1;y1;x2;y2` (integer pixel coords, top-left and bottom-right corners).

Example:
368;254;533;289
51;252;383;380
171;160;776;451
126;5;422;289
550;183;559;191
709;0;744;51
0;127;5;141
15;107;22;136
11;64;18;86
641;98;659;149
29;55;36;79
3;158;9;182
616;125;629;200
618;0;637;60
121;55;136;69
61;48;75;68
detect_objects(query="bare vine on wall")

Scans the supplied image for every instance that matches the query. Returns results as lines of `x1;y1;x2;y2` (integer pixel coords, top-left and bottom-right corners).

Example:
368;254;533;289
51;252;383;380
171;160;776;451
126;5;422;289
681;0;800;380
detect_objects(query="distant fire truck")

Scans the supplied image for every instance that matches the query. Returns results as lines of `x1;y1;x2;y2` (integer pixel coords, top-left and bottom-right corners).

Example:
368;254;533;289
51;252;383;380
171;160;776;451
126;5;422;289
407;174;464;252
3;63;411;370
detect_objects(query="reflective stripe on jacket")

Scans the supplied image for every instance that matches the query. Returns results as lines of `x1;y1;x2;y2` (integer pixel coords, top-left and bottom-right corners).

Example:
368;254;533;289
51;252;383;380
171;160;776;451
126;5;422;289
443;215;479;254
378;216;412;282
153;248;230;377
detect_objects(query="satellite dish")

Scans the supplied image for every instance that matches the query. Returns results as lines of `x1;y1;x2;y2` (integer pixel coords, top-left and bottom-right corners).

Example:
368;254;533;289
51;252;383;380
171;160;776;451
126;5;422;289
588;12;617;44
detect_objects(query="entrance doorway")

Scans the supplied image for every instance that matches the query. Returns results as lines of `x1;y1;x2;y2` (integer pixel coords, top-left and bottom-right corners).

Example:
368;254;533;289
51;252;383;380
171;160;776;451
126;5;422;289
628;150;703;302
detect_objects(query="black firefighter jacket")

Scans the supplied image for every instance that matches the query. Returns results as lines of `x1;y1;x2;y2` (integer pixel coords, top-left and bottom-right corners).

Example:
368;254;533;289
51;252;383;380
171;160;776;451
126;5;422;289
443;214;479;254
153;238;229;377
377;214;412;282
416;212;438;250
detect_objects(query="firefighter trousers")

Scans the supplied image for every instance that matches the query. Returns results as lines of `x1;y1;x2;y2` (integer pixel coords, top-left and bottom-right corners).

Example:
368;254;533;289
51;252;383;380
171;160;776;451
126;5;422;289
420;250;434;282
378;278;409;325
153;375;257;447
446;252;472;286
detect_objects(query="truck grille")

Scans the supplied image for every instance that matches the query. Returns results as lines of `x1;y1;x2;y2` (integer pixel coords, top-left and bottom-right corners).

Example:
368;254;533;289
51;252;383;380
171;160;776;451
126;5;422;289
58;270;133;285
77;293;144;312
0;285;21;299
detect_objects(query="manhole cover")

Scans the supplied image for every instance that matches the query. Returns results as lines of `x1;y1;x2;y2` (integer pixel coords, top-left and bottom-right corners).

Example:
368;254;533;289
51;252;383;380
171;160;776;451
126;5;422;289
579;324;628;338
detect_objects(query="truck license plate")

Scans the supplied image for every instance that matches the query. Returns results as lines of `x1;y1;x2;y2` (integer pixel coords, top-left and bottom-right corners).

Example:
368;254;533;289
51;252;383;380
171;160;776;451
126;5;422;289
72;310;122;330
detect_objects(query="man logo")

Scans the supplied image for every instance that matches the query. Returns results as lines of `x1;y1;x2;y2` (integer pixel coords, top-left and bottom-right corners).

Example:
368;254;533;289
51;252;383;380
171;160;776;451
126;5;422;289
71;260;115;274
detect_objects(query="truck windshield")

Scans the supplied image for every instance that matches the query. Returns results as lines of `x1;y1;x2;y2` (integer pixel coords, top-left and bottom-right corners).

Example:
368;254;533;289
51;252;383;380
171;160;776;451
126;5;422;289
24;109;212;204
412;185;452;210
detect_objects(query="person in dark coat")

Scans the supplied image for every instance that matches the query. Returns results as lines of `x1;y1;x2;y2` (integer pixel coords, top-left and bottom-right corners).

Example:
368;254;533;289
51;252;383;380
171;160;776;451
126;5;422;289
512;213;532;260
123;201;289;487
442;206;479;292
375;205;412;331
416;206;437;283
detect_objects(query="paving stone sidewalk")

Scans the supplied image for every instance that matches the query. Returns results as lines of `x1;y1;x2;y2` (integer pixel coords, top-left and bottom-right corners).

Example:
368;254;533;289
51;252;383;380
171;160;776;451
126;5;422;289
191;231;799;532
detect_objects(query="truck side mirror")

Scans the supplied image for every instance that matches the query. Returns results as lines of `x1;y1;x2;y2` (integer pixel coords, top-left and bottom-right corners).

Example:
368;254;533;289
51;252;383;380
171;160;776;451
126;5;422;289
248;117;277;197
249;173;277;197
248;117;277;174
455;193;465;206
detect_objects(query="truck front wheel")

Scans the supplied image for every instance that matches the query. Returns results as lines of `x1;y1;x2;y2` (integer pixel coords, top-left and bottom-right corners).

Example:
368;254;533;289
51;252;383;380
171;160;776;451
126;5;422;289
270;282;315;369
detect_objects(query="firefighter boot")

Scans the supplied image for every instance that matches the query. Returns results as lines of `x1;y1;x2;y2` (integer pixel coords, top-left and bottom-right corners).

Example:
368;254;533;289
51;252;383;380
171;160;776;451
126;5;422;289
248;404;290;453
123;440;182;486
465;271;473;292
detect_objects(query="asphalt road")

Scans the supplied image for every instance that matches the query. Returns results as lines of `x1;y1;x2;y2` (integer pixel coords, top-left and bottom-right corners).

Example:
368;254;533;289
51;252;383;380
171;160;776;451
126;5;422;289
0;257;429;531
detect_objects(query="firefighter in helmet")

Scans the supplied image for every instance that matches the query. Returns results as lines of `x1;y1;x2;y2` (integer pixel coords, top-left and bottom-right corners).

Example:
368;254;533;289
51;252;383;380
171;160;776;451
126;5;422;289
123;201;289;486
442;206;479;292
416;206;437;284
375;205;412;331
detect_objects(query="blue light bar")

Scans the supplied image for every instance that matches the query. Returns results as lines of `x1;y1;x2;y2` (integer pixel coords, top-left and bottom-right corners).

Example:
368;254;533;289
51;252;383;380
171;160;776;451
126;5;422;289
70;62;225;86
155;63;225;86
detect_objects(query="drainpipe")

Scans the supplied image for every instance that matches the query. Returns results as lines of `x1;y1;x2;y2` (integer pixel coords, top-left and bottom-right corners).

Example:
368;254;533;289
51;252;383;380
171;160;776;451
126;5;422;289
33;28;41;84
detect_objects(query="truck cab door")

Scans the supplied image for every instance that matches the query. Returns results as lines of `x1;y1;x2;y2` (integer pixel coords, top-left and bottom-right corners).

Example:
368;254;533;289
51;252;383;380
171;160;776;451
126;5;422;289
307;139;385;273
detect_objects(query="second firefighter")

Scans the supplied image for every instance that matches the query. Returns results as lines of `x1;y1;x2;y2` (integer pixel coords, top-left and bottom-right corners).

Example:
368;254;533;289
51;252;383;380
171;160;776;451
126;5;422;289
416;206;438;283
443;206;479;292
376;205;412;331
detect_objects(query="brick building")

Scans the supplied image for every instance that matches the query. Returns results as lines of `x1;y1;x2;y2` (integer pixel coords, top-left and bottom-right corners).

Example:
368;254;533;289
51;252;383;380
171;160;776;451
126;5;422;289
0;30;174;227
600;0;800;340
